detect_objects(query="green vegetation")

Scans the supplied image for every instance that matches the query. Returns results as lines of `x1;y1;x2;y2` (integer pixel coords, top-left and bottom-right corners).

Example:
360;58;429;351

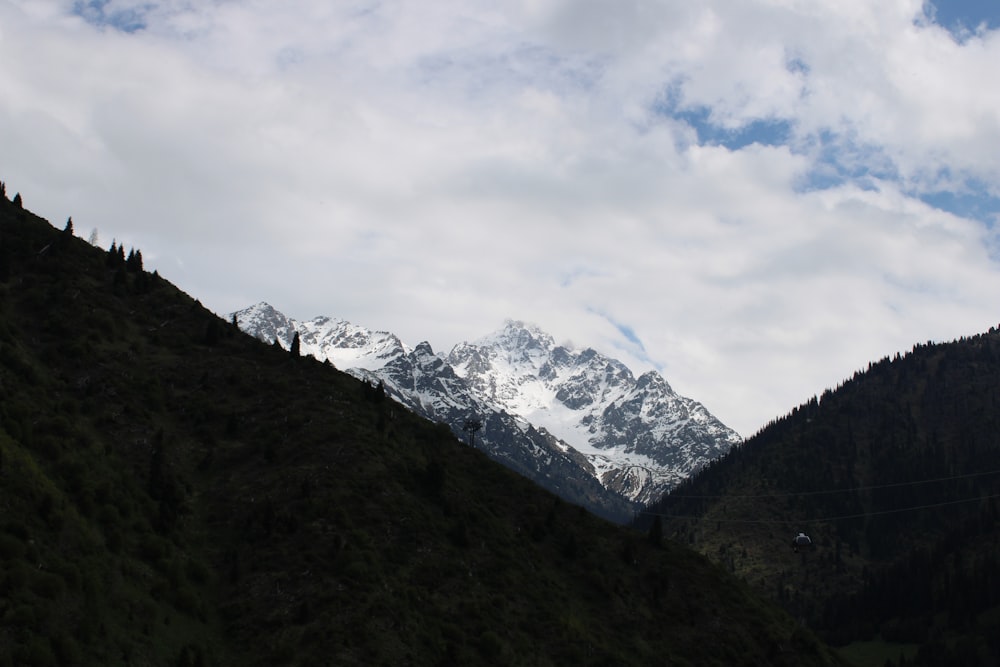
0;191;841;665
836;639;917;667
651;327;1000;665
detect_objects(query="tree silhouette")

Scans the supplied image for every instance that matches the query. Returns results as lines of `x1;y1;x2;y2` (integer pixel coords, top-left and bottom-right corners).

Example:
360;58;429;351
11;192;21;208
290;332;301;357
126;248;143;272
463;418;482;447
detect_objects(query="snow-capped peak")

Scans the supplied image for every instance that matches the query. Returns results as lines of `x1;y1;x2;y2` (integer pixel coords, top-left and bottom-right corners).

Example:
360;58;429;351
232;303;409;372
232;307;740;516
444;320;741;503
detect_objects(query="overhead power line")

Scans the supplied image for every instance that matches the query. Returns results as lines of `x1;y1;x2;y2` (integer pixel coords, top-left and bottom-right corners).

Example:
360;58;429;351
643;492;1000;525
663;468;1000;501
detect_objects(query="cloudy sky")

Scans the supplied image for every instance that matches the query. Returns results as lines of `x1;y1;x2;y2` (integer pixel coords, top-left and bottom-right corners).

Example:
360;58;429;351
3;0;1000;436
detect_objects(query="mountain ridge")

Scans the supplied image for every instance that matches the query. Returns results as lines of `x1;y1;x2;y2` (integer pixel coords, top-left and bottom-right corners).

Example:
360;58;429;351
0;186;841;666
234;303;742;516
645;329;1000;664
236;302;637;521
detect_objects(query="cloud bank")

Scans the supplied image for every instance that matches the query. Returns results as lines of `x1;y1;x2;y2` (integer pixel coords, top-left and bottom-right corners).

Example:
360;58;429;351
2;0;999;435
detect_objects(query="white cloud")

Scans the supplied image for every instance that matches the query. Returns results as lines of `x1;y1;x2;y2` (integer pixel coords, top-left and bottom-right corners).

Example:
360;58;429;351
1;0;999;435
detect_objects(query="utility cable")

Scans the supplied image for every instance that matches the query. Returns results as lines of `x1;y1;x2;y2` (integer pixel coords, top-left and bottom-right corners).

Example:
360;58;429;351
641;492;1000;525
662;467;1000;501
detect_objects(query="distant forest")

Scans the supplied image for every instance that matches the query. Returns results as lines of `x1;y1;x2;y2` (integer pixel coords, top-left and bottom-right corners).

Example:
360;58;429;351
645;328;1000;665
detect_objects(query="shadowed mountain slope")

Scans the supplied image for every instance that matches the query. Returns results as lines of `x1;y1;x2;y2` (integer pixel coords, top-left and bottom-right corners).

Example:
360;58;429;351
647;331;1000;664
0;188;842;666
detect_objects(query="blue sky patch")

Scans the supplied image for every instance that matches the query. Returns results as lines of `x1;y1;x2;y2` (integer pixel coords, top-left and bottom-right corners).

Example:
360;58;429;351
673;107;794;150
591;310;661;368
73;1;150;33
794;131;898;193
655;78;795;150
926;0;1000;40
919;181;1000;226
657;80;999;232
610;319;644;350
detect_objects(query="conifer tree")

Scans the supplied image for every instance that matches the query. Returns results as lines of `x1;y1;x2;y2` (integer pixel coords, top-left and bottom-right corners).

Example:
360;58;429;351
126;248;143;272
0;181;5;199
462;417;482;446
290;331;301;357
63;217;74;235
11;192;21;208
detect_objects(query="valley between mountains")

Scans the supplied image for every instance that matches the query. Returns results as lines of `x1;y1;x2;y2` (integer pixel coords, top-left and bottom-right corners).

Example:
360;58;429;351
234;302;741;522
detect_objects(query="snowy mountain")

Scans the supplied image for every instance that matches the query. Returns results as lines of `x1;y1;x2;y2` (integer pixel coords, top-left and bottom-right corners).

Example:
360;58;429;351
447;321;742;504
233;304;740;520
235;302;408;371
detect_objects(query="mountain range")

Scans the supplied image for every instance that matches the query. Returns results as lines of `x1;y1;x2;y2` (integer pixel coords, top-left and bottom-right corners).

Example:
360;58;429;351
18;181;1000;665
234;302;742;521
0;187;840;666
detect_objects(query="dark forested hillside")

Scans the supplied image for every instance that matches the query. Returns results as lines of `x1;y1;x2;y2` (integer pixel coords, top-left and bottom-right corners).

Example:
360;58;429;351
647;329;1000;665
0;188;842;666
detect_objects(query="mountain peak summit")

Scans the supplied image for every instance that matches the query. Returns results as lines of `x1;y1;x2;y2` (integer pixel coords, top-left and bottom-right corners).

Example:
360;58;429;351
234;305;740;517
486;319;556;352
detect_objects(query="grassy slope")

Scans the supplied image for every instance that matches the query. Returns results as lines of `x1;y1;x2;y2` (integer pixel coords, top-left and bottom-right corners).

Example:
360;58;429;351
0;193;843;666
